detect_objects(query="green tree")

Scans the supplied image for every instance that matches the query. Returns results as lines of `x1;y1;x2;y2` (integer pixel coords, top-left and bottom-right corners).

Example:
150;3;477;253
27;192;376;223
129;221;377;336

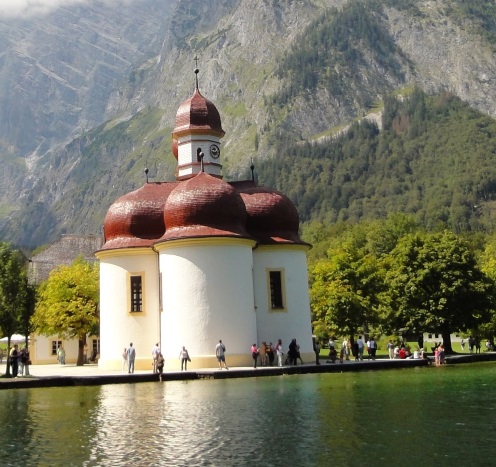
384;230;494;352
476;234;496;343
310;227;384;340
0;242;31;377
32;257;99;366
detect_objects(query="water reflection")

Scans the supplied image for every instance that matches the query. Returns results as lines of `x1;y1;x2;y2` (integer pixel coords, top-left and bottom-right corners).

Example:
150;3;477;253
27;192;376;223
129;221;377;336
0;363;495;465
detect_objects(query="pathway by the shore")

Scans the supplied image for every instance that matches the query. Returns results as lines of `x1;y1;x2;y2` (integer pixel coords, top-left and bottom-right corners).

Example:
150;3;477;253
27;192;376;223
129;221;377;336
1;352;494;389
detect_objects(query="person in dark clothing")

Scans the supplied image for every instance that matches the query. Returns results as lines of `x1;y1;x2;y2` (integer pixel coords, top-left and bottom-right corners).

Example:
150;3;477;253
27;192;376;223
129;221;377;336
267;343;275;366
351;340;359;361
288;338;298;365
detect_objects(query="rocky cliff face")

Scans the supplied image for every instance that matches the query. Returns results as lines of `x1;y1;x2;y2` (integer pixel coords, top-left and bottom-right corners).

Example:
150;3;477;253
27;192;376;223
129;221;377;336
1;0;496;247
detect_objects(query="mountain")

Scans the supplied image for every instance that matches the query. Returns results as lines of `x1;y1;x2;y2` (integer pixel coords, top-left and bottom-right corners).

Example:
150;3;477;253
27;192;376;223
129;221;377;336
1;0;496;248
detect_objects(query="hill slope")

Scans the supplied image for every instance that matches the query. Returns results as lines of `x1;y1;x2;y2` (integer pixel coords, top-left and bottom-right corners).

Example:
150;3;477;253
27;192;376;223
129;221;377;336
2;0;496;247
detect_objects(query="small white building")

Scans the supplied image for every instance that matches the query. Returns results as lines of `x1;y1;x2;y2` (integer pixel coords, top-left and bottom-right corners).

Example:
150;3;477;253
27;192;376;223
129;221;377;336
28;234;102;364
96;71;314;370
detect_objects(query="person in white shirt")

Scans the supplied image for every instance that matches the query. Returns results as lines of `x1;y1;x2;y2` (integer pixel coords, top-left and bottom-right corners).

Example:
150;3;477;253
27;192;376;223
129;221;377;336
367;337;377;360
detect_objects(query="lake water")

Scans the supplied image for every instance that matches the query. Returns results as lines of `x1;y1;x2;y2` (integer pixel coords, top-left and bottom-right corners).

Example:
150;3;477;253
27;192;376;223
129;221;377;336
0;362;494;466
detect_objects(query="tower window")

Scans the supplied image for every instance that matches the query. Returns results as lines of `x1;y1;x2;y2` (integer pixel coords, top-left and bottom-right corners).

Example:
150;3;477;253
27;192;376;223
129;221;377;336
130;275;143;312
268;269;286;311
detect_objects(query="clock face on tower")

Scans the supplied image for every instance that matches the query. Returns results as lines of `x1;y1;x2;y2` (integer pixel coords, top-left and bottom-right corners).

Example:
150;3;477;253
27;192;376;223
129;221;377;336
210;144;220;159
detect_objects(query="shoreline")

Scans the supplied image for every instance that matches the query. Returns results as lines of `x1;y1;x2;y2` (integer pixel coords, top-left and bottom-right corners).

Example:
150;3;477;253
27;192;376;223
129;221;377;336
1;352;495;389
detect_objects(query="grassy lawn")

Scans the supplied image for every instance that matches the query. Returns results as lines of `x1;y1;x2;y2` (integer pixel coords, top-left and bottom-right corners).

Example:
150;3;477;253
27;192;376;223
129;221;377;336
316;339;474;359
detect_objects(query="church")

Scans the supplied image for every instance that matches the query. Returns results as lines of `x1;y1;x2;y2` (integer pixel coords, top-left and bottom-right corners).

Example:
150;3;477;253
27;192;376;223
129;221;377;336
96;69;314;370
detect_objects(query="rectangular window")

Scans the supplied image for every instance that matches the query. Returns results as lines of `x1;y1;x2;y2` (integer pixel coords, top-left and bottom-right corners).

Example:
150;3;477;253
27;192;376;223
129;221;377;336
268;269;286;311
92;339;100;353
51;340;62;356
130;275;143;312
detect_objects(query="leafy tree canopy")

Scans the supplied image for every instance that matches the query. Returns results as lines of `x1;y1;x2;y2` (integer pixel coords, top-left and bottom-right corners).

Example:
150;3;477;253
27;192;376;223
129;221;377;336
32;257;99;365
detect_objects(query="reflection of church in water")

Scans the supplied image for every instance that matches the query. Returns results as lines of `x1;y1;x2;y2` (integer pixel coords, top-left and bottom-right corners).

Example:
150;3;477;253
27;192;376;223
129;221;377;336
96;69;313;370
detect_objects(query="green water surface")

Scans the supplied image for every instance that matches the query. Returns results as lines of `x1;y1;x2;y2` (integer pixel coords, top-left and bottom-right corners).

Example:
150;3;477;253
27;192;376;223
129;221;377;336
0;362;494;466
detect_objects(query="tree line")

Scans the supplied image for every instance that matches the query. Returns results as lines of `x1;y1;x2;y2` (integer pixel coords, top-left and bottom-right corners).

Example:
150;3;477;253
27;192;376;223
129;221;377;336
304;214;496;352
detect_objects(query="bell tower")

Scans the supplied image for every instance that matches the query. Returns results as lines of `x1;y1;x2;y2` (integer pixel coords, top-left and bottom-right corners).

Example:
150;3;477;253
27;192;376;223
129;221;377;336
172;67;225;180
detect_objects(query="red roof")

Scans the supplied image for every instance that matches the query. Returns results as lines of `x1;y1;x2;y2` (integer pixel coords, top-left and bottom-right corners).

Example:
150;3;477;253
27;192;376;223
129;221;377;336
172;88;225;138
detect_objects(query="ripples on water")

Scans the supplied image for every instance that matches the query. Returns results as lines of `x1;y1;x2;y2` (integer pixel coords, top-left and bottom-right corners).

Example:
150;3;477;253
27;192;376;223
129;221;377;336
0;363;494;466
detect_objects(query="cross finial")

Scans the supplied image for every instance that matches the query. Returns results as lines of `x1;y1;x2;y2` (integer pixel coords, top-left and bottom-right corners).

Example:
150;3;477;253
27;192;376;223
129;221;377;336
194;56;200;90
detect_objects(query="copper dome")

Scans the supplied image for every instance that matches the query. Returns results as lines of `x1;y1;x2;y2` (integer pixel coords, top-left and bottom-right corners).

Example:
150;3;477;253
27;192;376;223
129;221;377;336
101;182;177;250
237;185;305;245
172;88;225;139
161;172;249;241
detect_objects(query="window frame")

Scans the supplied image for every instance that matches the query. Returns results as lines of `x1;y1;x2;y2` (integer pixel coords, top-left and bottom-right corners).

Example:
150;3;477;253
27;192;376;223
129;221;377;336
267;268;287;312
51;340;62;356
127;272;146;314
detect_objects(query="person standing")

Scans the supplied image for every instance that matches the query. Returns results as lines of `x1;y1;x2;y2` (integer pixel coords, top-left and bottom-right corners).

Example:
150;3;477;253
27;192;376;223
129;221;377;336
275;339;284;367
18;345;27;376
156;352;165;381
151;343;160;373
357;336;364;361
341;338;349;361
121;347;128;372
267;342;275;366
179;346;190;371
468;336;475;353
251;343;259;368
215;340;228;370
367;337;377;360
461;338;465;351
127;342;136;373
313;339;321;365
10;344;19;377
57;345;66;365
259;342;267;366
387;340;395;359
24;346;31;376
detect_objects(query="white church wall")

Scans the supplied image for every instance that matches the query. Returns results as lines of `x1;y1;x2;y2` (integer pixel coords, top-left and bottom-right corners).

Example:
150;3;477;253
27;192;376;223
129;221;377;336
253;245;314;361
158;238;257;369
97;249;160;370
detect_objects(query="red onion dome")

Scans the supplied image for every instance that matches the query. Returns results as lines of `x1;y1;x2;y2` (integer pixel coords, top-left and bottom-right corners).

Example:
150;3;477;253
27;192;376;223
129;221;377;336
161;172;249;241
237;185;306;245
172;88;225;139
101;182;177;250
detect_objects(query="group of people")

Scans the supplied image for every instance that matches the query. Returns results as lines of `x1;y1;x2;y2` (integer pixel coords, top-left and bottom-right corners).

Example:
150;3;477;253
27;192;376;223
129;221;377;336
386;341;428;360
117;334;496;375
325;336;377;363
250;338;303;368
7;344;31;377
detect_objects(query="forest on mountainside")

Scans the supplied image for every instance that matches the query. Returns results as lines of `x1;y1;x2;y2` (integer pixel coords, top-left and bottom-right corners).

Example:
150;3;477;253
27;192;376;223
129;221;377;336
257;88;496;233
273;0;406;108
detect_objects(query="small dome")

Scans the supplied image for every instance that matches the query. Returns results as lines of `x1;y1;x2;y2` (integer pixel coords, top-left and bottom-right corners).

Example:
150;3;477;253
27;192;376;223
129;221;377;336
172;88;225;138
161;172;249;241
101;183;177;250
238;185;305;245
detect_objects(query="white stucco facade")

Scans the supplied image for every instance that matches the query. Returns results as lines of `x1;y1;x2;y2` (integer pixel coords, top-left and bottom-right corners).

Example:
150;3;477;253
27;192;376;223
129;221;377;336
253;245;314;361
157;238;257;368
97;249;160;370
